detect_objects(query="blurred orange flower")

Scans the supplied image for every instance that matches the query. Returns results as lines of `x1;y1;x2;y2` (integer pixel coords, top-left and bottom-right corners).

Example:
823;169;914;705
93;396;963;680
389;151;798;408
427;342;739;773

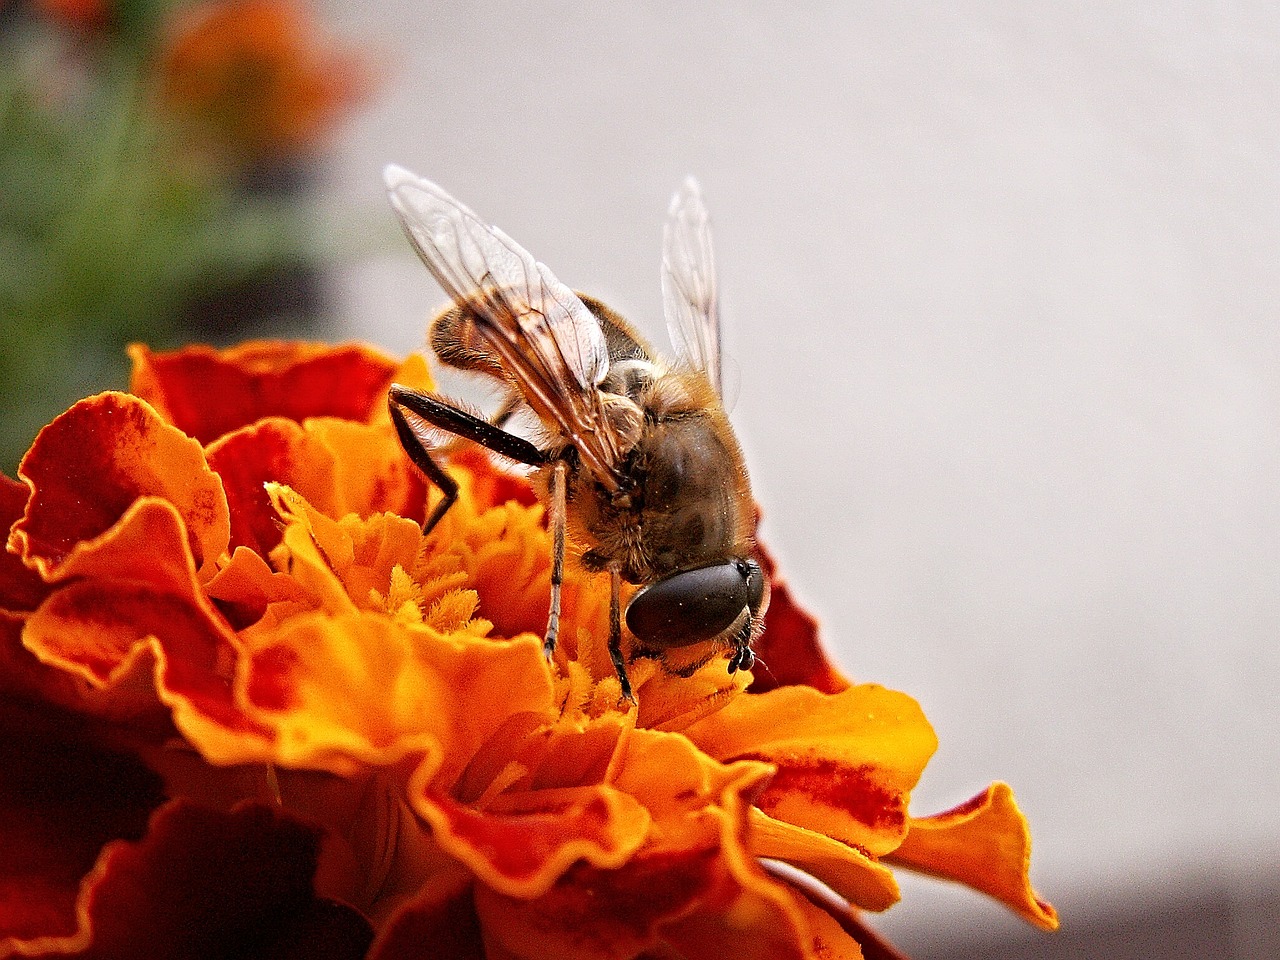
156;0;370;160
0;341;1056;959
34;0;111;31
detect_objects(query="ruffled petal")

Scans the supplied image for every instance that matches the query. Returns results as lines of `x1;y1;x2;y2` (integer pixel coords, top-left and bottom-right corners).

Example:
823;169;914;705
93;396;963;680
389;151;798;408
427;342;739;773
10;393;230;579
204;545;313;631
304;417;427;523
264;484;432;621
683;684;937;857
66;802;371;960
472;732;813;960
370;863;485;960
206;417;340;555
21;497;270;750
234;613;555;778
128;340;407;444
0;692;165;951
0;473;48;613
885;782;1059;930
749;811;900;912
420;784;650;900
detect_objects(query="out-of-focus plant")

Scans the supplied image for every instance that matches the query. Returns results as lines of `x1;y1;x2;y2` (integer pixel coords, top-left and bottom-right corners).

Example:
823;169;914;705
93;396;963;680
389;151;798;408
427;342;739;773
0;0;372;472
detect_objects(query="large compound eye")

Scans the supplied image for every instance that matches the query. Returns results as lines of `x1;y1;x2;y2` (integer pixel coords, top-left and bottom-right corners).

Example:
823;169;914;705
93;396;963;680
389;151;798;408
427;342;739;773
625;559;759;649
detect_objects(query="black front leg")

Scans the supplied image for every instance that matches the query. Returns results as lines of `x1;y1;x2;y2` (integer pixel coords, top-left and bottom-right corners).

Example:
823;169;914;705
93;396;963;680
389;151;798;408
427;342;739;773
388;383;549;534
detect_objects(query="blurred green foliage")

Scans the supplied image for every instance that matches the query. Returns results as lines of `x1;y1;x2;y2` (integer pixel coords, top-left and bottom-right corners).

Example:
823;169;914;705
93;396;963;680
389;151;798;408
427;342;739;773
0;2;359;473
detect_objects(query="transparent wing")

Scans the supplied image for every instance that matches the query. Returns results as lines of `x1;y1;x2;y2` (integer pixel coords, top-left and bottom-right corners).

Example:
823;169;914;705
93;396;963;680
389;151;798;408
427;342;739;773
662;176;722;397
384;164;625;486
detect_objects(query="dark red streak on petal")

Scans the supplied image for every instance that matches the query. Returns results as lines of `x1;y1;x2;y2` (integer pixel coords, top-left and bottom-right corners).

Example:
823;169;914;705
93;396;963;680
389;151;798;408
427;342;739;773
733;754;904;833
245;644;302;713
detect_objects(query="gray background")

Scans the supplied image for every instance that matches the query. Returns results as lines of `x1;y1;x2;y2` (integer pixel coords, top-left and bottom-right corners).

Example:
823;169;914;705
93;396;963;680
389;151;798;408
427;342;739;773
317;2;1279;955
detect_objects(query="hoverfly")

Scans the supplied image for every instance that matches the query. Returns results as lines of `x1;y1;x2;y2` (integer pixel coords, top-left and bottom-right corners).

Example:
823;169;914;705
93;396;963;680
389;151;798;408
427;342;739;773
383;165;766;700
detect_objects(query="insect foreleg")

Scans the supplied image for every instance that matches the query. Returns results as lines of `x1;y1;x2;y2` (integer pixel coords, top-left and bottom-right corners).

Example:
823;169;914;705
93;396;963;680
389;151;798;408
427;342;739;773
608;563;635;702
388;383;548;534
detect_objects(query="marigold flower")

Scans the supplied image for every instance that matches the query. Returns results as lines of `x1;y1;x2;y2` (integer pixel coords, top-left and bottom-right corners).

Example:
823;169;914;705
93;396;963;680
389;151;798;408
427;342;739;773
156;0;371;160
1;340;1057;959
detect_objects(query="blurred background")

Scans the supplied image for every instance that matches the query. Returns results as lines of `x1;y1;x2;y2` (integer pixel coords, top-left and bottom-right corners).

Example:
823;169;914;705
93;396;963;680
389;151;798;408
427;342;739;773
3;2;1278;957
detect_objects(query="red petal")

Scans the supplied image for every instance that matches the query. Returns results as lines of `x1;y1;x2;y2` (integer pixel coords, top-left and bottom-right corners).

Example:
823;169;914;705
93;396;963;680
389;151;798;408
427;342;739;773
749;542;850;694
77;802;372;960
206;418;339;555
11;393;230;578
129;341;401;444
475;847;726;960
22;499;266;740
0;694;165;948
421;786;648;898
370;866;485;960
0;473;49;612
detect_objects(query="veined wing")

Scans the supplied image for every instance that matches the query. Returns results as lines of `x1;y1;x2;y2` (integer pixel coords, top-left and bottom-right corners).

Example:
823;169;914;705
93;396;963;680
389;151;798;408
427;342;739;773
384;164;625;487
662;176;722;398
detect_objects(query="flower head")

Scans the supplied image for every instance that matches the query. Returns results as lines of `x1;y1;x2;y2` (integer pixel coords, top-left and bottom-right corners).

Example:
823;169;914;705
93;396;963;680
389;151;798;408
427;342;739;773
1;341;1056;958
156;0;371;161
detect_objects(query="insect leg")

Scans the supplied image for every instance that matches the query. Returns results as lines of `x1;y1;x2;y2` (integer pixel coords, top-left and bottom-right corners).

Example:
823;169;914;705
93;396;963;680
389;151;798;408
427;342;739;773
608;563;635;702
727;614;756;673
544;459;567;660
388;383;548;534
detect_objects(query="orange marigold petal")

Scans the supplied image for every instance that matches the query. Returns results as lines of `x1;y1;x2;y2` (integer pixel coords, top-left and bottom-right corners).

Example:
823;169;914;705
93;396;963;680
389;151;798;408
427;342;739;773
370;864;485;960
21;498;269;747
206;417;339;555
128;341;404;445
750;810;900;912
0;694;165;952
204;545;312;630
304;417;427;523
421;785;650;900
0;473;48;613
263;485;431;620
633;655;751;732
470;727;813;960
475;844;816;960
885;782;1059;930
10;393;230;579
683;684;937;857
784;893;868;960
383;352;435;398
607;728;773;855
235;614;555;778
74;802;372;960
0;611;89;710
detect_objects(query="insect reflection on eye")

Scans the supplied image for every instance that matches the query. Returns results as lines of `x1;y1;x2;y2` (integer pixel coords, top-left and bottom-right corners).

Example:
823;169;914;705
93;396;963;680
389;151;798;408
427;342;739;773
383;166;766;700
